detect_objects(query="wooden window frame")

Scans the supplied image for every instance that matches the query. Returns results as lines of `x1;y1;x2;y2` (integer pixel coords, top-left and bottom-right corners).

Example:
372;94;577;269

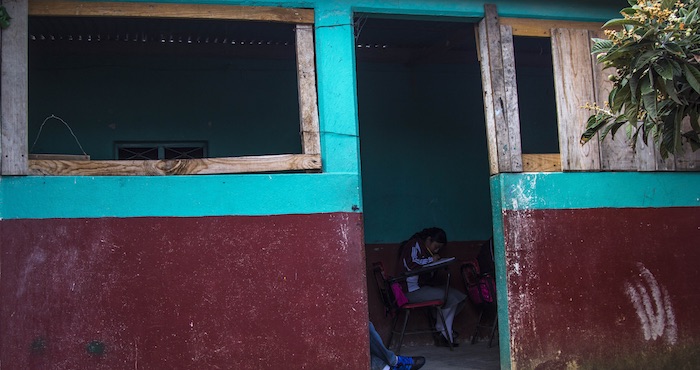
490;16;604;173
2;0;321;176
498;17;699;172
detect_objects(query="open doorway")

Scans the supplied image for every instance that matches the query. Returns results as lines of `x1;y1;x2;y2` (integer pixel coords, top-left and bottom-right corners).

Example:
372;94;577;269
355;14;498;366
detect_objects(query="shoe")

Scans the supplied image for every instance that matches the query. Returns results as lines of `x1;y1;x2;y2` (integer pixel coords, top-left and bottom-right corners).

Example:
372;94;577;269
393;355;426;370
434;334;460;348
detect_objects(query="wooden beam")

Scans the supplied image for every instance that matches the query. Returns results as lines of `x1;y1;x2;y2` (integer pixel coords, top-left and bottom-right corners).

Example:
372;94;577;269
477;20;499;174
28;154;322;176
522;153;561;172
500;24;522;171
500;17;604;37
1;0;29;175
29;0;314;24
295;24;321;155
477;4;522;174
29;154;89;161
551;28;601;171
24;1;321;177
674;117;700;171
590;28;658;172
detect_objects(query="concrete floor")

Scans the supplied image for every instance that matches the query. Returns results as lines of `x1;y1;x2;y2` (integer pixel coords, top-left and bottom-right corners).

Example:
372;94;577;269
398;340;501;370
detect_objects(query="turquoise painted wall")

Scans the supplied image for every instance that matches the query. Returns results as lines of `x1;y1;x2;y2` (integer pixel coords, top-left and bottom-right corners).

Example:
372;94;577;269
2;0;627;225
495;172;700;210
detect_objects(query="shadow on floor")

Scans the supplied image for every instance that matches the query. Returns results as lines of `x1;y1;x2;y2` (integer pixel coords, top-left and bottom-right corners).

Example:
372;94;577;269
398;340;500;370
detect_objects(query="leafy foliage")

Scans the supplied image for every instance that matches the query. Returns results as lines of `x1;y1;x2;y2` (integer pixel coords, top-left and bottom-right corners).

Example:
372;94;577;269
0;6;9;30
582;0;700;158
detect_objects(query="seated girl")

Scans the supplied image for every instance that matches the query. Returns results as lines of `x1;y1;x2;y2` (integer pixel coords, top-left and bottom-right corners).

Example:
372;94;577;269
398;227;466;347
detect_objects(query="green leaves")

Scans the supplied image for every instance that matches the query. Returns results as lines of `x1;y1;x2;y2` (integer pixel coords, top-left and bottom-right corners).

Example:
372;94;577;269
583;0;700;158
0;6;10;30
661;0;677;9
683;63;700;94
591;38;614;54
603;18;643;28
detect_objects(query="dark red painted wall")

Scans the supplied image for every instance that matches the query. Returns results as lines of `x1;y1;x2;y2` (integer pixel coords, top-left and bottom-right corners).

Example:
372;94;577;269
0;213;368;369
503;207;700;369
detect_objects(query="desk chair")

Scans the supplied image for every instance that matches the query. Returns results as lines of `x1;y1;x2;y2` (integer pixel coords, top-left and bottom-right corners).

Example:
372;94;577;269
372;262;453;354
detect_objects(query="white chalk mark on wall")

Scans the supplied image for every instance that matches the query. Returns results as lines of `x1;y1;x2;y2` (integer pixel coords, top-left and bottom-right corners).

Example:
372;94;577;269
624;262;678;345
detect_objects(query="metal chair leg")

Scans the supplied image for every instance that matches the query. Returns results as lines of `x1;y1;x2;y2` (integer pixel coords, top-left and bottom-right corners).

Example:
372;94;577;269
471;306;485;345
395;310;411;354
436;309;454;351
488;316;498;348
387;314;399;350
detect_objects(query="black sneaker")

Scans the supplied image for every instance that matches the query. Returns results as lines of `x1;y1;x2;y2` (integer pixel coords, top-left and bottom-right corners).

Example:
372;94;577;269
434;334;460;348
394;355;426;370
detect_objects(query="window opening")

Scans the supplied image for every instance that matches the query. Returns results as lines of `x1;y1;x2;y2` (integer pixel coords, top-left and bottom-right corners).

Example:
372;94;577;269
513;36;559;155
20;2;320;176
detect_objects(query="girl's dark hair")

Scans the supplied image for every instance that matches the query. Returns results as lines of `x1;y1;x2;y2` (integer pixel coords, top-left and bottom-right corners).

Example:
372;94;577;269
398;227;447;257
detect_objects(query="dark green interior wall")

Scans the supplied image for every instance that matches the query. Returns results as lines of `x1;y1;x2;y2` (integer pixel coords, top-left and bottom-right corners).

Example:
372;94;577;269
517;65;559;154
514;36;559;154
29;55;301;159
357;62;493;243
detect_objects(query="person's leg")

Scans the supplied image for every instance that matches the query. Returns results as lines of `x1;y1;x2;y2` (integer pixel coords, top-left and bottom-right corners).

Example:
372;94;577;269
371;354;390;370
441;305;457;341
405;286;450;340
406;286;468;343
369;321;396;366
368;321;427;370
443;287;468;341
446;286;467;308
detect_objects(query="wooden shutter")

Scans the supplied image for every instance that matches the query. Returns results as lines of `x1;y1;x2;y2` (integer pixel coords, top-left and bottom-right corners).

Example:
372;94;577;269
1;0;29;175
478;4;522;175
550;28;601;171
552;28;700;171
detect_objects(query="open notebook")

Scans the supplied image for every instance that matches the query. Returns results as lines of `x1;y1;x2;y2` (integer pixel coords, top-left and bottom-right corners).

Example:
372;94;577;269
423;256;456;267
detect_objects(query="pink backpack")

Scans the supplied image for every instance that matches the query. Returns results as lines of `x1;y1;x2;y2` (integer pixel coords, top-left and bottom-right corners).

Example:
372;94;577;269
462;259;495;304
390;282;409;307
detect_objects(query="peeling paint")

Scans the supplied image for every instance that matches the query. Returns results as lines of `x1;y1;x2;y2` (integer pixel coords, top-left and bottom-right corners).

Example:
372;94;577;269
1;213;369;369
509;176;539;210
506;208;541;360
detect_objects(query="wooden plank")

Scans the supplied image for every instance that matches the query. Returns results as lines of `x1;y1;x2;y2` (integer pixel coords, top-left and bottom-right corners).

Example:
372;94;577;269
634;134;660;171
591;26;681;172
674;117;700;171
599;133;640;171
641;121;674;171
500;24;522;172
477;20;499;175
675;149;700;171
1;0;29;175
477;4;521;174
28;154;322;176
590;29;637;171
295;24;321;156
588;28;660;172
29;0;314;24
500;18;604;37
551;28;601;171
522;153;561;172
29;154;89;160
